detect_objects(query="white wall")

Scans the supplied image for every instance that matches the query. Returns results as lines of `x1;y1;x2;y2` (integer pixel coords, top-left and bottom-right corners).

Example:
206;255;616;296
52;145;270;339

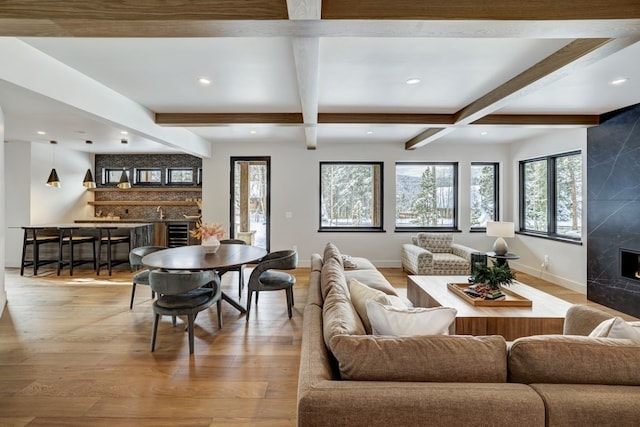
506;128;588;292
0;107;6;315
201;139;512;269
4;141;93;267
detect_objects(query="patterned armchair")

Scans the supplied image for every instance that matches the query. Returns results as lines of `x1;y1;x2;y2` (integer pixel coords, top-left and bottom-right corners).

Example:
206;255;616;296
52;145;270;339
401;233;480;275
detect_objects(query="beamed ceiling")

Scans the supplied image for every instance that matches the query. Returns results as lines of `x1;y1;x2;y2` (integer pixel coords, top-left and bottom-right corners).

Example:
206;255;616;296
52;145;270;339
0;0;639;156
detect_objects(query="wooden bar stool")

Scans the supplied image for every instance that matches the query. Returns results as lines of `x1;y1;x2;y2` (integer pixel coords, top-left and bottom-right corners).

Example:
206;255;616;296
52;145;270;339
97;227;131;276
57;227;97;276
20;226;60;276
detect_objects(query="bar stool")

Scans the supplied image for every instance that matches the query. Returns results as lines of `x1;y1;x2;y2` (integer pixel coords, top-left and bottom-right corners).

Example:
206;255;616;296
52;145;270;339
20;226;60;276
97;227;131;276
57;227;97;276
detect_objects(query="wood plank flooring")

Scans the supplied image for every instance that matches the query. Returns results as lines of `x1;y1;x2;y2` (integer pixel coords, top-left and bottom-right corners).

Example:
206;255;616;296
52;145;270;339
0;266;635;426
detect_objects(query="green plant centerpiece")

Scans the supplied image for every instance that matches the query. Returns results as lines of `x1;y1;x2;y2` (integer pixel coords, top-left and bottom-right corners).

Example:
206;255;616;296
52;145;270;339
467;263;516;300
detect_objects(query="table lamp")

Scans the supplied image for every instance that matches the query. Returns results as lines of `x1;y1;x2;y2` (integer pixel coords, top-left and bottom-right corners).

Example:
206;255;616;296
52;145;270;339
486;221;515;256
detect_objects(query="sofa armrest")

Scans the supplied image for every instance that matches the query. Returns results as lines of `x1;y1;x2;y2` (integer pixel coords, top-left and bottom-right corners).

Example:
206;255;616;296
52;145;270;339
401;243;434;275
563;304;614;335
450;243;478;261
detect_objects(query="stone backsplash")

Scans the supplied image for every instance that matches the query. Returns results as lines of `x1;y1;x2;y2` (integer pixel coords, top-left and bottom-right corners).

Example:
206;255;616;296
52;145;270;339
93;154;202;220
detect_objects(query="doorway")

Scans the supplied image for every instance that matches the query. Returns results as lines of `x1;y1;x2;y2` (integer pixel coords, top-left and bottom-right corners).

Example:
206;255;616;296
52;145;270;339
230;157;270;252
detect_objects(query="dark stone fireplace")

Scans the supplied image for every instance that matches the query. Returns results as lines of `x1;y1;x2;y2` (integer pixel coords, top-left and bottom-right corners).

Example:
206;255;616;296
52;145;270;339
587;103;640;318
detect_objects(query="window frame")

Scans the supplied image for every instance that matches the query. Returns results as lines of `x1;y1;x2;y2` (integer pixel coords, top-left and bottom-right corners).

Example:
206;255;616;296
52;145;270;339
470;162;499;232
318;161;384;232
519;150;582;243
165;167;195;185
394;161;459;232
133;167;163;186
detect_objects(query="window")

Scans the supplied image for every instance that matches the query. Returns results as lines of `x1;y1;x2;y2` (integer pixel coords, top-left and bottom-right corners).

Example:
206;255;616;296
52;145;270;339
134;168;162;185
319;162;383;231
166;168;194;185
395;162;458;230
102;168;128;185
520;151;582;241
470;163;499;229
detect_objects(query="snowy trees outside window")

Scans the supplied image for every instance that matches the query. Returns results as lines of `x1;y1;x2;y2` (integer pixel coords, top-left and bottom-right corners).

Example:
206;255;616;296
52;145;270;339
470;163;499;229
319;162;383;230
520;151;582;241
395;163;458;230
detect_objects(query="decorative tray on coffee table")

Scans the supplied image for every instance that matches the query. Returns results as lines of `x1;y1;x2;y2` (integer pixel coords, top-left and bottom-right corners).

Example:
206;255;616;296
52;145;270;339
447;283;533;307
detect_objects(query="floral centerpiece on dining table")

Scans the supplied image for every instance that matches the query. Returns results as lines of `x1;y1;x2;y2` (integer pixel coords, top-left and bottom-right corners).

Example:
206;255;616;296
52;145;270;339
190;221;226;253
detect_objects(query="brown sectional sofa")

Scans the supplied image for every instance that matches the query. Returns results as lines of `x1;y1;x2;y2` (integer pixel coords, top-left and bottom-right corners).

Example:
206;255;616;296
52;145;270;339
297;243;640;427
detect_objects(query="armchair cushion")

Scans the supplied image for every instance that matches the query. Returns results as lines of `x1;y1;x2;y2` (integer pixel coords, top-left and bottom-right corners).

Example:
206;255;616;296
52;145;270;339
416;233;454;253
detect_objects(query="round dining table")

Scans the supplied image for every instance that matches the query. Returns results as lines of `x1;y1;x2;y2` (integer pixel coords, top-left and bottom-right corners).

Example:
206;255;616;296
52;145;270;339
142;244;267;314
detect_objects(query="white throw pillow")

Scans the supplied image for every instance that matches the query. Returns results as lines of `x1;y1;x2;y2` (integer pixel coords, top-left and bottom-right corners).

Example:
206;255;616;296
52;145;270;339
589;317;640;340
348;278;396;333
366;300;457;336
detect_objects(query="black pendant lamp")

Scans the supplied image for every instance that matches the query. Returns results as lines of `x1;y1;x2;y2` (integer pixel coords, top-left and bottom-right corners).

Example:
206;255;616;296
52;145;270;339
46;140;61;187
82;140;96;188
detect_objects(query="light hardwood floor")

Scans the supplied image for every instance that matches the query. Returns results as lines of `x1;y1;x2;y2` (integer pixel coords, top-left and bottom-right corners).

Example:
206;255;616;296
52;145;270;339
0;266;635;426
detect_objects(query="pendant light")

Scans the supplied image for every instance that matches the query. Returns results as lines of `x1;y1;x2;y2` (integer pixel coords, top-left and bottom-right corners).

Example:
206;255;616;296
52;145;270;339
46;140;61;187
82;140;96;188
117;138;131;189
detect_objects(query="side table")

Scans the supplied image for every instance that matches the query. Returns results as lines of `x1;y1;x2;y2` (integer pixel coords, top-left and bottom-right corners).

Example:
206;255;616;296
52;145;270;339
486;251;520;267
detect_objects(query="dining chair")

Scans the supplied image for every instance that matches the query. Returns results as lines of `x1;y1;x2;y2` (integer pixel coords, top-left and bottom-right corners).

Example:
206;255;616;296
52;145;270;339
246;249;298;321
148;269;223;354
128;245;167;309
217;239;247;298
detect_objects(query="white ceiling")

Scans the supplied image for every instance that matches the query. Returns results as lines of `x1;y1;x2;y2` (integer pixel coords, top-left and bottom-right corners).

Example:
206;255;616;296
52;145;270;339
0;3;639;155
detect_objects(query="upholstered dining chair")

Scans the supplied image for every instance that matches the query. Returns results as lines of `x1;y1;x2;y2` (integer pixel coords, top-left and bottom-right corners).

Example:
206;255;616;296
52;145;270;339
128;246;167;309
246;249;298;321
217;239;247;298
148;269;223;354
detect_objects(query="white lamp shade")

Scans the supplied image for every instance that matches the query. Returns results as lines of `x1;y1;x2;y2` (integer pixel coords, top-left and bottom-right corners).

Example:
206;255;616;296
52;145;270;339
486;221;515;238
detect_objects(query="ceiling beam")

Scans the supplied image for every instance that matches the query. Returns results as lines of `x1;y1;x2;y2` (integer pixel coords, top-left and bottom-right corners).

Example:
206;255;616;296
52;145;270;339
155;113;303;126
404;36;639;149
322;0;640;20
319;113;455;125
0;0;289;20
405;128;454;150
473;114;600;127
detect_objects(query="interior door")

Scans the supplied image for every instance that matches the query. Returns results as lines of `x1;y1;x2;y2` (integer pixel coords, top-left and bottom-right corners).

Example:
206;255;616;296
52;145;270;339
230;157;270;252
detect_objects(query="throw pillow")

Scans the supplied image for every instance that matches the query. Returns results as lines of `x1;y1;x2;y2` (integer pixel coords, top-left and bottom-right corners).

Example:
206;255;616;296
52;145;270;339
348;279;405;334
341;254;358;269
589;317;640;340
366;300;456;336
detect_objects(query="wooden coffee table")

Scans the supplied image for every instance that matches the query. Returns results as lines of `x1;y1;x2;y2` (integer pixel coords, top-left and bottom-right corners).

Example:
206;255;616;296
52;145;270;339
407;275;573;340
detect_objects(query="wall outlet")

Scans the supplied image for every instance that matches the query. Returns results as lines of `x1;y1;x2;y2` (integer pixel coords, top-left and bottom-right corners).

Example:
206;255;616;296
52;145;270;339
293;245;298;252
541;255;550;270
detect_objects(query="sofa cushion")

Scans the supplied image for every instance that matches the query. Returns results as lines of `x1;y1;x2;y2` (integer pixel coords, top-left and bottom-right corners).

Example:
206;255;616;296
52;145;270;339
508;335;640;385
343;269;399;296
323;285;366;349
348;279;399;334
366;301;457;336
417;233;453;253
323;242;344;267
589;317;640;340
432;253;470;274
320;255;348;300
529;384;640;427
329;334;507;381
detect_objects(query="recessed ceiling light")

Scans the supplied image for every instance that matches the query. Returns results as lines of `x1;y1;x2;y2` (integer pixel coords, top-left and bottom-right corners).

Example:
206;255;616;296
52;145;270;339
120;131;128;135
198;77;212;86
610;77;629;86
37;131;46;135
249;130;257;134
367;130;374;135
405;78;421;85
481;131;488;136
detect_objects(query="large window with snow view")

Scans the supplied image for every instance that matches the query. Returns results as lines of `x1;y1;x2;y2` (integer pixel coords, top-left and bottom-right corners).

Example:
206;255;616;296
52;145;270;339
319;162;383;231
395;162;458;231
519;151;582;241
470;162;499;230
